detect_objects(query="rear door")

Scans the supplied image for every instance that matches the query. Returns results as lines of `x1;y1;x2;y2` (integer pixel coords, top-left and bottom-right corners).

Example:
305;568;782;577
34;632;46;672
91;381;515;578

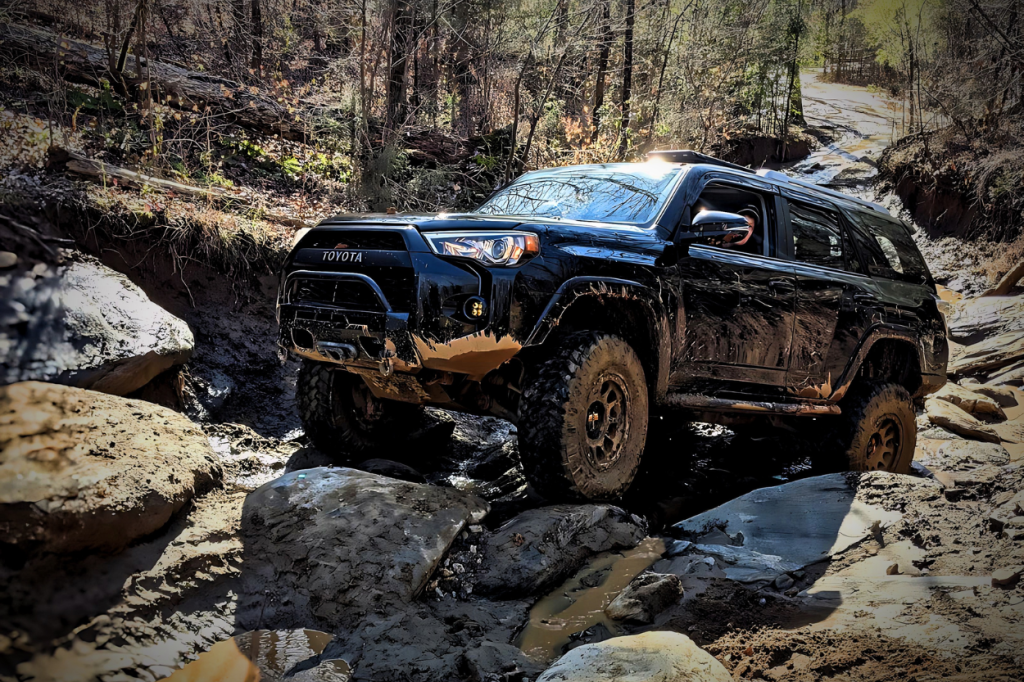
782;191;882;398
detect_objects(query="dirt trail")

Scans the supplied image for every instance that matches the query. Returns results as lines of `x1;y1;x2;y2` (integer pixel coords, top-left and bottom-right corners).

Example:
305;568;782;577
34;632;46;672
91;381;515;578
789;68;902;185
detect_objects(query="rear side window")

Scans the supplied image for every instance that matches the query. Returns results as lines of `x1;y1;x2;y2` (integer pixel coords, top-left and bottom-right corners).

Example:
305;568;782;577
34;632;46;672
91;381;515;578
788;200;846;270
846;211;931;284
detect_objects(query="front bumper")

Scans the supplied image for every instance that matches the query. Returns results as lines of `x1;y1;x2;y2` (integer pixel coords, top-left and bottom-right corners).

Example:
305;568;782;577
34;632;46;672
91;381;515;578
277;247;527;381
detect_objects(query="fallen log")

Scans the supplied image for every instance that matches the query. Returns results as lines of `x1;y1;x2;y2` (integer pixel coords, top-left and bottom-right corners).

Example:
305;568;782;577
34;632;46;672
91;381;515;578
983;259;1024;297
0;23;305;141
51;148;310;228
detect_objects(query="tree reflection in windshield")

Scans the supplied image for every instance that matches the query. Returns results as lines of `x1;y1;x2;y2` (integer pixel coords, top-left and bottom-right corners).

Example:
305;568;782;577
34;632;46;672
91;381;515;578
473;165;680;225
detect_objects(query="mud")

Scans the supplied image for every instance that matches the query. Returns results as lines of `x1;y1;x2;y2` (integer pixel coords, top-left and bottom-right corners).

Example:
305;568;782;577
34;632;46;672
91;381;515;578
517;537;666;662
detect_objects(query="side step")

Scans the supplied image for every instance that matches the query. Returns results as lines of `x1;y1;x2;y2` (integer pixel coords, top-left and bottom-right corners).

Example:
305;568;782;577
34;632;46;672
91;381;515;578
664;393;840;416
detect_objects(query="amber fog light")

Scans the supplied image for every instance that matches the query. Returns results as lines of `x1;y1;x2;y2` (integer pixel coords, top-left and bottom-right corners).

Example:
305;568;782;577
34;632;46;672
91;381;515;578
464;296;488;320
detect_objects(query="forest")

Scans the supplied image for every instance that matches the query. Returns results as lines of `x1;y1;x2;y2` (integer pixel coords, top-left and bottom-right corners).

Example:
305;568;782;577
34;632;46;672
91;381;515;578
1;0;1021;234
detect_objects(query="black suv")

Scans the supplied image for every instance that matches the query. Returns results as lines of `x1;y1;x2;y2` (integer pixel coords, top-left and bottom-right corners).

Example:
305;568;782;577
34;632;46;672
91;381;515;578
277;151;948;501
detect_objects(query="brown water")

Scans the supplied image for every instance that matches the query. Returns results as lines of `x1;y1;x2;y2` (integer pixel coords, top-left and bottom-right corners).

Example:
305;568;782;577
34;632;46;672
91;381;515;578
516;537;667;663
159;629;350;682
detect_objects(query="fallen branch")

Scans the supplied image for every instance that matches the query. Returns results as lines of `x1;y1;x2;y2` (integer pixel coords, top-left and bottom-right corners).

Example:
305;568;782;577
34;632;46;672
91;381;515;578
51;148;310;228
984;259;1024;297
0;23;305;141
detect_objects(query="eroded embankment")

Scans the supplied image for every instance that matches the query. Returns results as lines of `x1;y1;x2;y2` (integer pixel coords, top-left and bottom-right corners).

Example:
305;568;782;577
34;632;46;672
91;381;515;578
878;126;1024;243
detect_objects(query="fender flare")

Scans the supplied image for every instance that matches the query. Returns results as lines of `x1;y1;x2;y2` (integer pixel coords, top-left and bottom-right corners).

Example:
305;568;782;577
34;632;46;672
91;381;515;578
830;326;924;401
524;276;672;401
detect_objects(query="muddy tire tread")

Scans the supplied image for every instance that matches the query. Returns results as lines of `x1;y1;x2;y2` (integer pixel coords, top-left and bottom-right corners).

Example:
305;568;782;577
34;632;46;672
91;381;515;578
296;359;421;457
518;332;647;501
823;381;916;474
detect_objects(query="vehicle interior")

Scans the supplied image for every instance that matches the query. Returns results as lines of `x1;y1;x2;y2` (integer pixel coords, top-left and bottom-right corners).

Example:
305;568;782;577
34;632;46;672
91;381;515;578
689;183;773;256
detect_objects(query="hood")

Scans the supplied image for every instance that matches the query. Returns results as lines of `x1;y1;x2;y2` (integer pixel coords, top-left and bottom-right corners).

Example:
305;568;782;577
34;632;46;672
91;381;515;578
317;212;644;233
319;213;524;232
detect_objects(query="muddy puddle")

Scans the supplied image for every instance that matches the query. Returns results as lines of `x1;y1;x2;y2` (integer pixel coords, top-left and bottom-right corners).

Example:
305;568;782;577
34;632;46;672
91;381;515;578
517;537;667;662
161;630;350;682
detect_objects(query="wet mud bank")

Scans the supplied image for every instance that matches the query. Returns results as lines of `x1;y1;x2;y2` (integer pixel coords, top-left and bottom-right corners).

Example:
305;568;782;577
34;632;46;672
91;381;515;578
877;127;1024;243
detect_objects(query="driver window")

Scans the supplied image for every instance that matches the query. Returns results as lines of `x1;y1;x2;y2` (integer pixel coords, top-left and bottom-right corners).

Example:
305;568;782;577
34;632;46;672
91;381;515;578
690;184;770;256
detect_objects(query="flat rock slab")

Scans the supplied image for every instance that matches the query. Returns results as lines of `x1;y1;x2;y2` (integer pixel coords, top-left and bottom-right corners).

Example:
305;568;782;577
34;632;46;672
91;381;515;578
672;474;902;580
915;438;1010;472
238;467;489;630
1;259;194;396
949;329;1024;376
948;295;1024;343
537;631;731;682
0;381;222;554
933;382;1006;418
473;504;646;598
925;399;1002;443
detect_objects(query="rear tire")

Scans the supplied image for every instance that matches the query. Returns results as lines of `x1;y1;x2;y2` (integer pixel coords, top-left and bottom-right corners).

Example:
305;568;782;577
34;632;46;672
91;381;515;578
296;360;423;457
824;382;916;474
518;332;649;501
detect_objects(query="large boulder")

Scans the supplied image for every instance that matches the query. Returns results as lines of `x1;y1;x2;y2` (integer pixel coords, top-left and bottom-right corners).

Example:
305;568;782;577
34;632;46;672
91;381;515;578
237;467;489;631
0;381;222;554
0;258;193;396
537;631;731;682
473;505;646;598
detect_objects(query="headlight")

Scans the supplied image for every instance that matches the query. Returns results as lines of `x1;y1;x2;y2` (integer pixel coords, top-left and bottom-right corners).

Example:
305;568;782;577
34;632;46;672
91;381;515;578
423;231;540;267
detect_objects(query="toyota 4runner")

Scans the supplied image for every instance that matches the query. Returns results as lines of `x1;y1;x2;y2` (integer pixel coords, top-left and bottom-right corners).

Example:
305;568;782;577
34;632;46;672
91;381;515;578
277;150;948;501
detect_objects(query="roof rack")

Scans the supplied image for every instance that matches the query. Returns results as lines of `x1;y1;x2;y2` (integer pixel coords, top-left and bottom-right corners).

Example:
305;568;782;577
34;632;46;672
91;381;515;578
646;149;754;174
756;169;889;215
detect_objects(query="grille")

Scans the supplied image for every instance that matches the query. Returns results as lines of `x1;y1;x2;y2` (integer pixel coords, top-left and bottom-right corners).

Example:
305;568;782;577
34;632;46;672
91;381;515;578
290;278;383;311
288;268;416;313
299;230;406;251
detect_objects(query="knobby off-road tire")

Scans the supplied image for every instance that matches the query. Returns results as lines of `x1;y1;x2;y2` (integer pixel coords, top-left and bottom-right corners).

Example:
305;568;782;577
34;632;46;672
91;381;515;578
518;332;649;501
824;382;916;474
296;359;423;457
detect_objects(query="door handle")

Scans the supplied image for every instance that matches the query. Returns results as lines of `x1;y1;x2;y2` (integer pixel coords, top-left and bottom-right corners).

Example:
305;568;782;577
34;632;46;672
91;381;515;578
768;280;795;294
852;292;876;302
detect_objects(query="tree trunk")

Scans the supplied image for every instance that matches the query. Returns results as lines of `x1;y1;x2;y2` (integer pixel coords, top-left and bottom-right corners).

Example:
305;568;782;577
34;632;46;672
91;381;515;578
451;0;475;136
591;0;611;144
617;0;635;159
250;0;263;73
385;0;415;135
1;23;305;140
231;0;249;70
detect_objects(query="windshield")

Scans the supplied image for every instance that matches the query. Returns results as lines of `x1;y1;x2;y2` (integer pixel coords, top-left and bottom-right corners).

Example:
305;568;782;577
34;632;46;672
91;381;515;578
472;164;681;225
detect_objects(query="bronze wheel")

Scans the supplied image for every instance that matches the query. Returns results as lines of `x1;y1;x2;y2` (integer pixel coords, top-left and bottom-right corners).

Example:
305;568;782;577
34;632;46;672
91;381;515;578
518;332;648;501
824;382;916;474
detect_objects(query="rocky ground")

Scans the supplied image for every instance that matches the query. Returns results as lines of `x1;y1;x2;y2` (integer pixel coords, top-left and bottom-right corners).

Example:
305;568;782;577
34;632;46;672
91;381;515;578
3;73;1024;682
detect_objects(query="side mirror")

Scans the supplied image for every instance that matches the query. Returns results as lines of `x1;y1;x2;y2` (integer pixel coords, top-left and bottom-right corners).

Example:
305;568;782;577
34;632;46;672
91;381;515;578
691;210;749;234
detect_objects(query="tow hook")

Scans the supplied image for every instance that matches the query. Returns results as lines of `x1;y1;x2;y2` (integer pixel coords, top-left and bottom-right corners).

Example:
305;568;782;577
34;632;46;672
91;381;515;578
378;350;395;377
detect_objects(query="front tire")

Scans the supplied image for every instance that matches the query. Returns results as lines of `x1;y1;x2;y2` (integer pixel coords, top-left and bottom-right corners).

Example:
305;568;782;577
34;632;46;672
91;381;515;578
296;360;423;457
518;332;649;501
825;382;916;474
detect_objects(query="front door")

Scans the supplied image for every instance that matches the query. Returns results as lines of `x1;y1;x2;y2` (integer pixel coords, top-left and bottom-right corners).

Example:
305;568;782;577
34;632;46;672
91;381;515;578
670;180;796;388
